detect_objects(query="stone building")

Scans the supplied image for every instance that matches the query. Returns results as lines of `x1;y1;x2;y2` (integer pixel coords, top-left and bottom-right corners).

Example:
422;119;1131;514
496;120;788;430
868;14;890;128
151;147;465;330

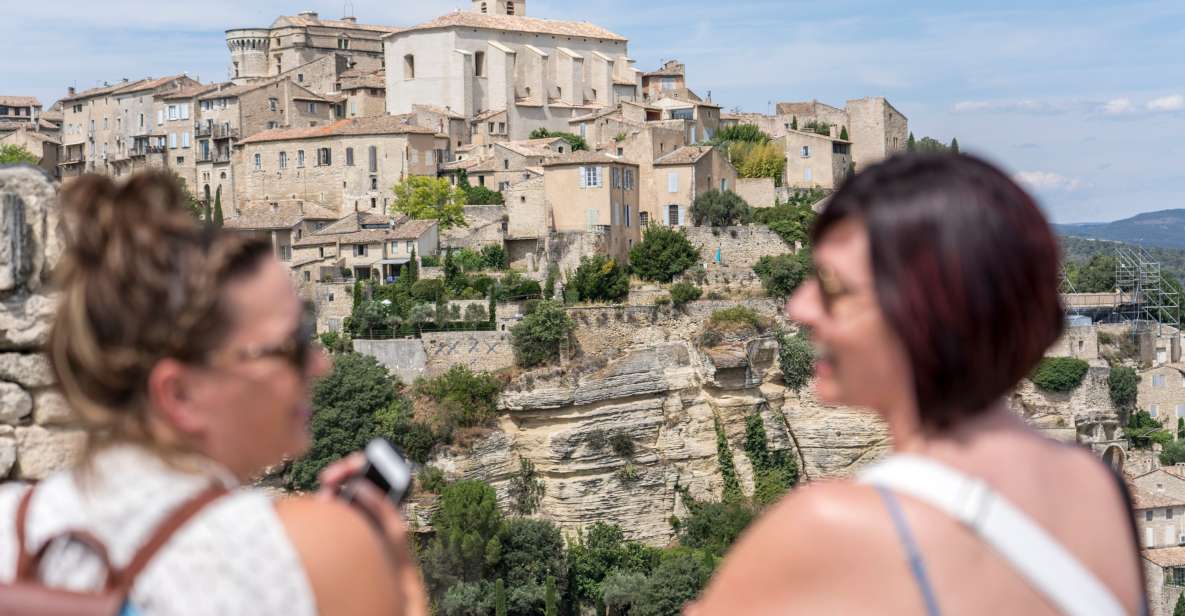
641;60;686;101
232;115;442;217
226;11;395;85
222;201;339;265
0;129;60;178
292;213;439;284
782;128;852;190
542;151;640;265
413;104;470;150
439;136;567;190
341;68;386;118
383;0;641;140
1138;364;1185;431
0;97;43;136
1132;471;1185;615
651;145;737;227
58;75;200;180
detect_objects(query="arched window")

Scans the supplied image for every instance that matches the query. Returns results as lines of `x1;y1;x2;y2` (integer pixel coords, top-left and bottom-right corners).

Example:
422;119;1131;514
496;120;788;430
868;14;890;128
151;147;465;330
480;2;487;13
506;1;515;14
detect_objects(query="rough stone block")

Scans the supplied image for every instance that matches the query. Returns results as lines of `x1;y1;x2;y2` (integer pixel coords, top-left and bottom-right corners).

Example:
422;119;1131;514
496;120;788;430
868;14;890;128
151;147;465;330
32;389;73;426
0;381;32;424
0;352;54;388
15;425;86;480
0;425;15;478
0;292;56;350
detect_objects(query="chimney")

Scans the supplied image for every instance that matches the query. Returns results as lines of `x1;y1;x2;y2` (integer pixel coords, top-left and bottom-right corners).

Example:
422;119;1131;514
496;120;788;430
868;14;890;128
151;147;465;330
122;78;129;84
341;16;357;23
67;87;76;97
298;10;318;18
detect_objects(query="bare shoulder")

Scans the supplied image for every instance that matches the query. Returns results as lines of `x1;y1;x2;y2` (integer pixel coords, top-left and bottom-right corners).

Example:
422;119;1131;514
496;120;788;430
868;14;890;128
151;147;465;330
692;481;887;614
275;496;401;616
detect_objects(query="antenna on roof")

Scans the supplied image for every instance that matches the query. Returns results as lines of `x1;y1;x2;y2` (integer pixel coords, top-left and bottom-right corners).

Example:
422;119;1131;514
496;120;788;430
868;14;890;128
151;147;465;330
343;0;355;17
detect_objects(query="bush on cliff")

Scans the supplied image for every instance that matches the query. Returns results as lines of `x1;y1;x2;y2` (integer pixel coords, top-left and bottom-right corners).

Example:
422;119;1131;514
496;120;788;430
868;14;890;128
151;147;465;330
570;255;630;303
1109;365;1139;411
753;251;811;299
511;300;575;368
777;329;814;392
690;190;752;227
669;282;702;309
628;226;699;283
1030;357;1090;392
414;364;503;429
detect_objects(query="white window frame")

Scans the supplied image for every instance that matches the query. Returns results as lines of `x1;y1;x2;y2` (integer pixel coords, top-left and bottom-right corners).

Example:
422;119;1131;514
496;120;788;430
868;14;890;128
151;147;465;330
801;145;810;157
254;153;261;170
580;166;603;188
667;171;678;193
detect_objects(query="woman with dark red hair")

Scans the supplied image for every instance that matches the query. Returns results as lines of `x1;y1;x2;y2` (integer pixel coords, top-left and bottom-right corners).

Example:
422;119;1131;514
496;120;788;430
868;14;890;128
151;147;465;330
688;154;1145;615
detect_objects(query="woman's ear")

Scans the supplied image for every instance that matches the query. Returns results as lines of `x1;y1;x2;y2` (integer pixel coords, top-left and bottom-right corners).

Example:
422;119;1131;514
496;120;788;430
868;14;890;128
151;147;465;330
146;358;208;436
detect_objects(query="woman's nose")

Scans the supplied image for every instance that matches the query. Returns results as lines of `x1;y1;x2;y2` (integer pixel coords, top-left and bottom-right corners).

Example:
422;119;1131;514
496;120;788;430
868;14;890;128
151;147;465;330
787;279;822;327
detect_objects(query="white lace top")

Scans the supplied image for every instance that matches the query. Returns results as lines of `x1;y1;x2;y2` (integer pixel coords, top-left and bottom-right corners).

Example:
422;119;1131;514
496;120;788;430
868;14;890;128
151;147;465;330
0;445;317;616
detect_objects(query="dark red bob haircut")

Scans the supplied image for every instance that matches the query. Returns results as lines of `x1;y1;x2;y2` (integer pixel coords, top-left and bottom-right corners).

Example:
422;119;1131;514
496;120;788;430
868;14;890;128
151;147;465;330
812;153;1064;430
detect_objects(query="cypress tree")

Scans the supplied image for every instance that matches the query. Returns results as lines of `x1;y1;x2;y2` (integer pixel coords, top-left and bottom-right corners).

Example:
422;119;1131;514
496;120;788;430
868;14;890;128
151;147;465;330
839;126;849;140
790;116;798;130
950;138;960;154
495;578;507;616
408;247;419;282
1174;592;1185;616
907;132;917;152
1178;417;1184;440
544;576;557;616
487;284;497;326
213;186;224;227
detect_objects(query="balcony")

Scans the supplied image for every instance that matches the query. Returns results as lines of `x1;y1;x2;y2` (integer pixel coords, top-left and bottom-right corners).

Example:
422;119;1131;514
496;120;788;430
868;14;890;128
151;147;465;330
130;145;166;158
197;151;232;164
196;124;240;140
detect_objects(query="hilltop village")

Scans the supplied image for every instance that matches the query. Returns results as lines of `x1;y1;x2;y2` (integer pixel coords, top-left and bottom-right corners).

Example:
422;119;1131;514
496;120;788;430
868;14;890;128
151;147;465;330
4;1;1185;614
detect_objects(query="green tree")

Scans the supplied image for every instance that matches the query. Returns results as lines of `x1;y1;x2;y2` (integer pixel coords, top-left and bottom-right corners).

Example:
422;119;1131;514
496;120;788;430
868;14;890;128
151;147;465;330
1174;592;1185;616
392;176;468;229
752;193;820;247
708;124;770;145
1109;365;1139;412
629;226;699;282
633;549;713;616
714;417;742;504
481;244;508;270
414;365;503;429
950;138;960;154
1165;439;1185;466
421;480;504;597
464;303;489;324
494;579;508;616
1178;417;1184;440
570;255;630;303
729;141;786;182
777;329;815;392
529;128;588;151
544;576;558;616
568;523;661;612
753;252;811;299
790;116;798;130
839;126;849;140
744;411;797;506
601;571;647;616
288;353;400;489
0;144;38;165
212;185;224;227
407;247;419;282
508;458;546;515
801;120;832;136
491;518;568;616
907;132;917;152
510;300;575;368
1065;254;1118;293
674;498;755;558
691;190;752;227
543;267;557;300
1030;357;1090;392
1127;410;1172;449
439;582;492;616
669;283;702;309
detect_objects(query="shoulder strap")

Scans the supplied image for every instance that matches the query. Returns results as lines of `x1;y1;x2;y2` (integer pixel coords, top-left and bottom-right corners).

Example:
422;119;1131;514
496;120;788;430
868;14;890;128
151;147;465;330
859;455;1125;616
114;483;228;592
14;485;36;580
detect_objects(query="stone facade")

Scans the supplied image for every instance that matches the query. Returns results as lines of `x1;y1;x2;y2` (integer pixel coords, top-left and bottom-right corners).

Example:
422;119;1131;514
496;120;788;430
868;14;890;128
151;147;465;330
543;152;640;265
226;12;396;84
783;129;852;190
682;225;792;269
650;145;737;227
735;177;776;208
0;166;86;480
1047;325;1100;360
1138;364;1185;431
845;96;909;171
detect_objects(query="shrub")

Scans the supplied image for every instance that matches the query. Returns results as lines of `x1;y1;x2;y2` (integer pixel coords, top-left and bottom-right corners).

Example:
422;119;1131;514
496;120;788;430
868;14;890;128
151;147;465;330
414;365;503;429
699;330;723;347
493;518;568;610
418;466;449;494
391;176;467;229
464;303;489;324
753;251;811;298
411;278;447;302
628;226;699;282
568;523;661;611
422;480;503;596
511;300;575;368
454;248;486;273
1161;439;1185;466
633;548;714;616
439;582;492;616
609;432;636;459
655;296;672;307
709;124;770;144
466;185;505;206
669;282;702;309
508;458;546;515
529;128;588;151
497;271;543;301
318;331;353;354
586;429;608;451
375;398;444;464
675;499;756;558
421;255;441;267
601;571;647;615
570;255;629;303
289;353;400;490
714;416;742;503
1109;365;1139;411
777;330;814;391
615;463;640;483
1030;357;1090;392
0;144;40;166
481;244;509;270
690;190;752;227
1127;410;1173;450
708;306;768;333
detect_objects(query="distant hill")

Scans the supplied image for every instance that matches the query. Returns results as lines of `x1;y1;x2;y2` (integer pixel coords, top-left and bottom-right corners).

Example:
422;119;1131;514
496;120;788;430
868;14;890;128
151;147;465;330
1060;235;1185;284
1056;209;1185;250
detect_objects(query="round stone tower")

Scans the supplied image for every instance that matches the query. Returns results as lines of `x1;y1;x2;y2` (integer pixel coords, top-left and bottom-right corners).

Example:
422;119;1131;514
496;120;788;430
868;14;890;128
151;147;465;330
225;28;271;83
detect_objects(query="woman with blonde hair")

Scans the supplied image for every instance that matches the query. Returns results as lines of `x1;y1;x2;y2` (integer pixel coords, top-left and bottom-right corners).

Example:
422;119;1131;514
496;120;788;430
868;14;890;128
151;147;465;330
0;172;426;615
689;154;1145;615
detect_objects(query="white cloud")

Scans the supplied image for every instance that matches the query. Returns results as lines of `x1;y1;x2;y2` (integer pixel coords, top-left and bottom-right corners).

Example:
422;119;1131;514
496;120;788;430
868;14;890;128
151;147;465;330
1100;98;1136;115
952;99;1074;114
1148;94;1185;112
1014;171;1090;192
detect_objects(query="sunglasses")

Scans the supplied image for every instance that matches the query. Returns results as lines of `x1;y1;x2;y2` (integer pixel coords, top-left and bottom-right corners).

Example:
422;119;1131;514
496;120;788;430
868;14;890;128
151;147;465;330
816;267;858;316
213;304;319;373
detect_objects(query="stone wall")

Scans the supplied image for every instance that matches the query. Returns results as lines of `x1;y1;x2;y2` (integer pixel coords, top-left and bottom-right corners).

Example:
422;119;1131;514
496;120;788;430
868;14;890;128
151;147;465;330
353;338;428;385
735;178;776;208
442;205;505;250
422;331;515;377
0;166;86;480
1047;325;1100;360
681;225;793;269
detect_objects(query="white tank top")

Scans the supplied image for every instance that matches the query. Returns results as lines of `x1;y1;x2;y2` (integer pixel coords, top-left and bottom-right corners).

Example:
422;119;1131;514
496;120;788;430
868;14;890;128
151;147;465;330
0;445;317;616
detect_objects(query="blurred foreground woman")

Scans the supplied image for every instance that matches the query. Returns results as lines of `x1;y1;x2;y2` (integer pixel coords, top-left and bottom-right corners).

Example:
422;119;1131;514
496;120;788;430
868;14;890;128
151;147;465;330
689;154;1144;615
0;172;426;615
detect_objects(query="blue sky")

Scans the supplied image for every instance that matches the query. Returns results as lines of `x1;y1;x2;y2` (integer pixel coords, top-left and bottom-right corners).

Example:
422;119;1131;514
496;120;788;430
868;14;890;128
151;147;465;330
3;0;1183;223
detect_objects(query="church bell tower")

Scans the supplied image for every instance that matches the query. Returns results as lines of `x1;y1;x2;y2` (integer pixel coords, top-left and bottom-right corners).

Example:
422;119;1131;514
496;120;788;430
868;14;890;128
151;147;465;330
471;0;525;16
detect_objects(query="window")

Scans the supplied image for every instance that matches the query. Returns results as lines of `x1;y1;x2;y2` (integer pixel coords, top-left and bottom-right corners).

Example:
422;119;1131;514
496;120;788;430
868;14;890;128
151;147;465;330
269;98;278;111
488;122;495;133
279;245;291;261
668;204;680;226
801;145;810;157
804;167;813;183
304;271;311;282
307;102;317;114
371;177;378;190
176;156;184;165
624;169;634;189
355;244;367;257
639;212;649;226
1155;374;1167;388
721;178;729;191
370;197;377;209
279;151;288;169
506;1;515;14
625;205;631;227
138;113;144;127
319;246;325;258
503;159;510;170
497;122;505;134
181;132;190;148
580;166;603;188
368;146;378;172
267;121;278;129
1170;508;1176;520
168;133;177;149
667;171;678;193
480;1;487;12
404;55;415;79
297;74;304;83
317;147;332;166
406;241;415;253
297;150;305;167
338;37;350;50
612;167;621;188
1151;404;1160;418
475;51;485;77
167;105;178;121
1148;510;1155;522
346;147;355;166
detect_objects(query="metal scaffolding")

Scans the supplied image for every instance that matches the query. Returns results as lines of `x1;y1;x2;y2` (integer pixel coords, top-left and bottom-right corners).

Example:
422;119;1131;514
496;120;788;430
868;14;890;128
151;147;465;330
1060;244;1181;331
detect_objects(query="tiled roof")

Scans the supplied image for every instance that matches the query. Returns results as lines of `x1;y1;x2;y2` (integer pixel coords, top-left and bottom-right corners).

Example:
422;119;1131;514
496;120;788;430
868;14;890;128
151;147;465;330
316;211;392;235
542;151;633;167
440;157;486;172
472;109;506;123
0;129;59;145
643;68;683;78
114;75;194;96
393;12;626;42
1143;546;1185;567
412;104;466;120
498;137;566;158
273;14;400;34
1130;483;1185;509
157;83;222;100
653;145;713;166
196;78;327;102
224;202;339;230
341;69;385;90
238;115;435;145
61;80;146;103
295;218;436;246
0;96;40;107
